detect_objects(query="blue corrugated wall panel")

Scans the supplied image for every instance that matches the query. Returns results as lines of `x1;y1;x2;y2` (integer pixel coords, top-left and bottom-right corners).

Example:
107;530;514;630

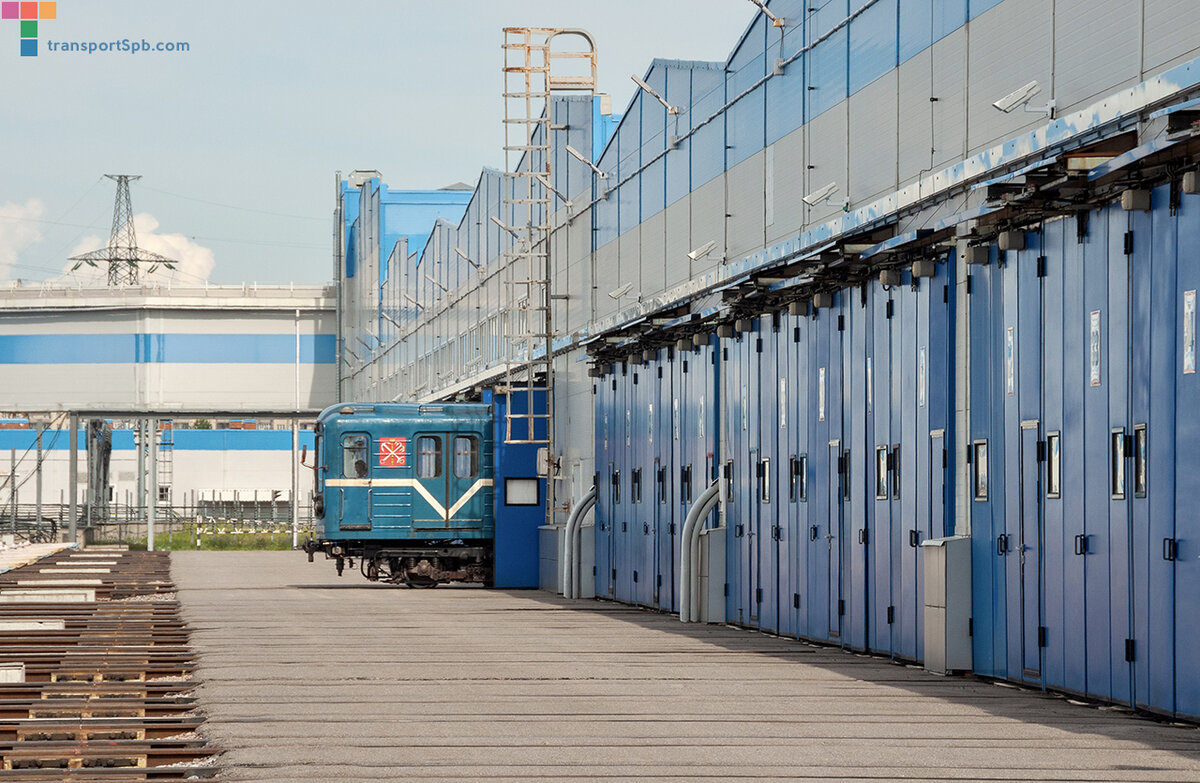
848;0;898;94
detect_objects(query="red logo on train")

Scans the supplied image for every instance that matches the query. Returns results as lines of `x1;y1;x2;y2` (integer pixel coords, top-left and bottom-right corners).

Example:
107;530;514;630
378;437;407;467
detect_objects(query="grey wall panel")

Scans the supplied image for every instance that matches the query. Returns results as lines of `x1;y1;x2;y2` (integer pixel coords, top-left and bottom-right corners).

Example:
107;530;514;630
1144;0;1200;73
689;175;727;275
639;210;667;302
566;210;592;335
965;0;1053;153
619;229;641;303
725;151;766;261
767;127;805;245
664;197;692;290
593;240;620;323
930;28;968;174
1054;0;1140;111
848;72;899;207
805;106;849;225
897;49;934;188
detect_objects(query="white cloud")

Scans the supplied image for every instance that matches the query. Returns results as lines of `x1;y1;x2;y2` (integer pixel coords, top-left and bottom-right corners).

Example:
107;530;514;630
62;212;216;286
0;199;46;281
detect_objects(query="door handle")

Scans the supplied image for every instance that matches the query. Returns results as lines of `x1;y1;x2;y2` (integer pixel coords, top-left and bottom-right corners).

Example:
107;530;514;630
996;534;1008;556
1164;537;1178;562
909;529;920;548
858;528;868;545
809;525;819;541
1074;534;1087;556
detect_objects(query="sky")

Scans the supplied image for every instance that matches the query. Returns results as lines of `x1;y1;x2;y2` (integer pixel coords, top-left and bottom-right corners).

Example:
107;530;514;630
0;1;755;286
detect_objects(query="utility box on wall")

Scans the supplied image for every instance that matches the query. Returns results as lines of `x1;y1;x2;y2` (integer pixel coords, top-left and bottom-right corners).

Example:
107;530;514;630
921;536;972;675
699;525;726;624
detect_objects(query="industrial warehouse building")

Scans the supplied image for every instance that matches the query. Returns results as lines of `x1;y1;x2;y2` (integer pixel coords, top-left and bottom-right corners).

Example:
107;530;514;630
0;283;336;531
334;0;1200;722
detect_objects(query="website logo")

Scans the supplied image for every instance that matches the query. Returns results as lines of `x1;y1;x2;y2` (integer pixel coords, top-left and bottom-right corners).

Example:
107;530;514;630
2;2;54;57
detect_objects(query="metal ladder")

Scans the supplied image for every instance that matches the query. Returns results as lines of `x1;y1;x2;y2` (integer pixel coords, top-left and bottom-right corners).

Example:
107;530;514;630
500;27;597;447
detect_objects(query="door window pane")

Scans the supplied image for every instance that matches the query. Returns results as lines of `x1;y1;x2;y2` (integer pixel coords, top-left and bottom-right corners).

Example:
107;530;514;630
417;436;442;479
876;447;889;499
1111;429;1125;499
1134;425;1147;497
453;436;478;478
1046;432;1061;498
973;440;988;501
342;434;368;478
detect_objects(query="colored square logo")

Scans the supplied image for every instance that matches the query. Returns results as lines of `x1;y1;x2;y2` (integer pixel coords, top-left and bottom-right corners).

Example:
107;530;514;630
0;3;17;20
19;37;35;56
18;1;35;19
378;437;407;468
19;18;34;36
37;2;52;19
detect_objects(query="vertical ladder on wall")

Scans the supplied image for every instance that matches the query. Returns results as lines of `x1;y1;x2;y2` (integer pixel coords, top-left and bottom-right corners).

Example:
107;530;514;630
156;421;173;504
500;27;597;448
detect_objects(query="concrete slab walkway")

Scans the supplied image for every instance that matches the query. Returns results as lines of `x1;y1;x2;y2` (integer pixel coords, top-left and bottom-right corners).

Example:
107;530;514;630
172;551;1200;782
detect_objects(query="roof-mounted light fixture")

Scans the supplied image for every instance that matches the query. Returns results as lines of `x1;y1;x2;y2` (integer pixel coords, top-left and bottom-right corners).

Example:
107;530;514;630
631;74;680;115
454;248;479;269
490;216;522;240
608;282;634;300
746;0;785;27
402;293;425;310
566;145;608;179
423;273;449;293
535;173;573;208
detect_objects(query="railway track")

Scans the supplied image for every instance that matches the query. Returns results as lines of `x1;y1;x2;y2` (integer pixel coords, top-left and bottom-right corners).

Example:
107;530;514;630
0;547;218;779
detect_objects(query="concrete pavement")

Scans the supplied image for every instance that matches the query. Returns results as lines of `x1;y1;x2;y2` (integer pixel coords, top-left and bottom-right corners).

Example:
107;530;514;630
171;551;1200;782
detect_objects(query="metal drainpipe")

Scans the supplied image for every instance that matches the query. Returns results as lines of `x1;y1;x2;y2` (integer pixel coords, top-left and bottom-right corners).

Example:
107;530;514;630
679;478;721;623
561;486;597;599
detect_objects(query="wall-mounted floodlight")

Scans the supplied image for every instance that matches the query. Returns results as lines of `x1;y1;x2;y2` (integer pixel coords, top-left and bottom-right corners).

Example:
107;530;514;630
688;240;718;261
992;80;1055;118
746;0;785;27
423;273;449;293
490;215;522;240
402;293;425;310
566;145;608;179
608;282;634;299
343;347;361;363
454;248;479;269
535;173;573;208
802;181;839;206
631;74;679;115
381;311;402;328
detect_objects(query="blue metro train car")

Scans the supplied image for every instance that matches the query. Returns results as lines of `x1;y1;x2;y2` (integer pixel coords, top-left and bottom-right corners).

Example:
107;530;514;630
303;399;545;587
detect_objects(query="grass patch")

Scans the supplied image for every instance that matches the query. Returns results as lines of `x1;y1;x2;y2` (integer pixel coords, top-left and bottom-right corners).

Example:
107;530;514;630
96;527;307;551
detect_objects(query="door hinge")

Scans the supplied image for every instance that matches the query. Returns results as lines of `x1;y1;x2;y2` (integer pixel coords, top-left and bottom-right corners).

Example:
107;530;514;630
886;300;895;319
756;587;763;604
943;284;949;303
838;599;845;616
942;448;947;469
794;326;800;343
633;570;639;583
612;568;617;580
756;337;763;353
966;274;973;295
1036;255;1047;277
1038;626;1047;648
838;315;845;332
657;574;662;587
793;593;800;609
887;605;895;624
723;582;729;597
1124;230;1134;256
968;617;974;637
1125;638;1136;662
1037;440;1046;462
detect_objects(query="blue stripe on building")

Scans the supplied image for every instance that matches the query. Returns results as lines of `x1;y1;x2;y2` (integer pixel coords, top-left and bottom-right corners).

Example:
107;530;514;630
0;430;316;451
0;334;337;364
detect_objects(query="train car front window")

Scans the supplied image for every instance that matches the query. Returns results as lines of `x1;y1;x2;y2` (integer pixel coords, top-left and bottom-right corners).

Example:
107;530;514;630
342;434;368;478
417;436;443;478
453;436;479;478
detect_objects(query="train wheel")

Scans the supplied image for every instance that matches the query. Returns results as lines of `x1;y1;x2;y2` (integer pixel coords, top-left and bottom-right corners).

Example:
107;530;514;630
404;574;438;589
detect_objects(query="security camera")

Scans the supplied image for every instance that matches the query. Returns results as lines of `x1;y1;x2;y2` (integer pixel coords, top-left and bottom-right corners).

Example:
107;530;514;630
688;241;718;261
608;282;634;299
993;81;1041;113
802;181;839;207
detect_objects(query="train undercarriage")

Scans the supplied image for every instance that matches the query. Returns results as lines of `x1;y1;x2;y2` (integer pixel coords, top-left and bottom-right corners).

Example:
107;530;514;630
304;539;492;587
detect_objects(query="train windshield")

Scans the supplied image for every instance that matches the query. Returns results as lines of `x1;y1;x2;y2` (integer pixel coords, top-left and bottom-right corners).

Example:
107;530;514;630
342;434;368;478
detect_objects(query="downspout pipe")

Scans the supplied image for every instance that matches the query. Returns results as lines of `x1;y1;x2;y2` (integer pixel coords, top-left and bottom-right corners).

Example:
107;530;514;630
679;478;722;623
562;486;597;599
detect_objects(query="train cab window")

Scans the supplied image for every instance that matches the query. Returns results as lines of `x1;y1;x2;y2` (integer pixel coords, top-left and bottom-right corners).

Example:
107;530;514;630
416;436;443;479
453;436;479;479
342;434;368;478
